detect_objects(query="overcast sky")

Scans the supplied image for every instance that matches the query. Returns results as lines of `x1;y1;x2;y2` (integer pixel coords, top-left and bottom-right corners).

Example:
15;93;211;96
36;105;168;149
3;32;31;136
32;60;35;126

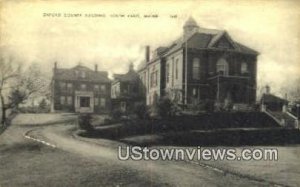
1;0;299;97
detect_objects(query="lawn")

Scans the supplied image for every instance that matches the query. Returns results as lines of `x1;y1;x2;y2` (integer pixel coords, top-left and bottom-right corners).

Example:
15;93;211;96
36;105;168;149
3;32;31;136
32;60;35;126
0;141;161;187
78;112;298;146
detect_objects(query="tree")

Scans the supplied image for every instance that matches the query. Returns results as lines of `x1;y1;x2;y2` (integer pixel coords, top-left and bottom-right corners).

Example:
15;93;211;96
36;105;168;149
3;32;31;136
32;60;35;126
38;98;48;110
0;57;21;124
157;97;174;118
0;57;47;125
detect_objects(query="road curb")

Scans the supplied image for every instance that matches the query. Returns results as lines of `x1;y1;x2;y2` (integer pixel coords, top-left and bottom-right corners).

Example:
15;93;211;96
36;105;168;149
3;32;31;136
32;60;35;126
184;159;288;187
23;129;57;148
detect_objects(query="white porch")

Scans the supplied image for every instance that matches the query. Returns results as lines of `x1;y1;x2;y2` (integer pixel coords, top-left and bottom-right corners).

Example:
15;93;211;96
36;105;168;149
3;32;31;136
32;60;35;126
75;91;94;113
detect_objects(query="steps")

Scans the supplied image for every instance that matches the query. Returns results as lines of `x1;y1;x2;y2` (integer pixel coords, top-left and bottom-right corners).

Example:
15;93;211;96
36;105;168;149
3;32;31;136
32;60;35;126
267;111;296;128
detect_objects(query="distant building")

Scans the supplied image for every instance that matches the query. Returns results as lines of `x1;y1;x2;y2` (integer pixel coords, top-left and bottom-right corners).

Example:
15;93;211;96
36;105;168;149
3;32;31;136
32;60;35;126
261;85;288;111
111;63;143;112
138;17;259;107
50;63;111;113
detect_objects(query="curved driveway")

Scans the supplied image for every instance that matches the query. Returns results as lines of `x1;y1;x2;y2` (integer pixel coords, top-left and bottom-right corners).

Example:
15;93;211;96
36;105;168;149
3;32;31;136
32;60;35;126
25;120;270;186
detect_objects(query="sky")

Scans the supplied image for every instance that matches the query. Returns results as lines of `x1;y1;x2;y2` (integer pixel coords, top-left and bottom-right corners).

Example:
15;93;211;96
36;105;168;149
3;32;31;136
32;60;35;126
1;0;300;97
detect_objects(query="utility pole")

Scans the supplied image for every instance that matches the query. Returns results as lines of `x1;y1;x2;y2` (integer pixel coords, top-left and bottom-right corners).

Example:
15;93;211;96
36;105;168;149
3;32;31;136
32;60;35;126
184;38;188;106
217;75;220;102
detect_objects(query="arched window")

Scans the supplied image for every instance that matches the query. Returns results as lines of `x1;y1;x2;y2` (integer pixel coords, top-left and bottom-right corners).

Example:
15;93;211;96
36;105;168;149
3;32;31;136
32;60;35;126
216;58;229;76
192;58;200;80
241;62;248;74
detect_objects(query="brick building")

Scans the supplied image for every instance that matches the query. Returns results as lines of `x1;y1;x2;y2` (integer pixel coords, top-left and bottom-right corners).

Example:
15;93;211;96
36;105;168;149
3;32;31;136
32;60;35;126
138;17;259;107
50;63;111;113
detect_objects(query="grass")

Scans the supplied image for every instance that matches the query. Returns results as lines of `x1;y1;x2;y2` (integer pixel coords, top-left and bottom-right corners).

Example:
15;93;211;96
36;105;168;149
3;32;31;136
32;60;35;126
0;141;161;187
78;112;300;147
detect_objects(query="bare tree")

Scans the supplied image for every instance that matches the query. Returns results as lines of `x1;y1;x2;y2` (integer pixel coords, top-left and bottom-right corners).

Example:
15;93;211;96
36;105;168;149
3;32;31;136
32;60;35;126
0;57;21;124
279;77;300;102
0;58;47;125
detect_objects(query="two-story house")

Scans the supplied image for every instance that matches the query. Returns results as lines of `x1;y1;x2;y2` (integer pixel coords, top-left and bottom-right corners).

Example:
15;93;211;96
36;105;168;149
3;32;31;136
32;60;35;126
111;63;143;112
138;17;259;107
50;63;111;113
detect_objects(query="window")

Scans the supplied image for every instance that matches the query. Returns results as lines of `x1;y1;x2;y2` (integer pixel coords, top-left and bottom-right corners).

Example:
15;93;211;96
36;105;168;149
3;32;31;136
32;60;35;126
151;71;158;87
166;63;170;83
143;72;146;85
75;70;79;77
80;84;86;90
193;88;197;96
216;58;229;76
241;62;248;74
59;82;66;89
192;58;200;80
94;98;99;106
100;85;106;92
67;96;72;105
127;85;131;93
100;98;106;107
175;59;179;79
60;96;65;105
121;102;126;111
94;85;99;91
67;83;73;92
81;71;86;78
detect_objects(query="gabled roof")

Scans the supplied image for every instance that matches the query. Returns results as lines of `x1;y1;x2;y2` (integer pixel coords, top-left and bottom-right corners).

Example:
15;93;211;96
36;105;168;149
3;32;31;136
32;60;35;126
184;17;199;28
53;65;110;82
162;29;259;57
113;69;139;83
137;18;259;72
261;93;288;104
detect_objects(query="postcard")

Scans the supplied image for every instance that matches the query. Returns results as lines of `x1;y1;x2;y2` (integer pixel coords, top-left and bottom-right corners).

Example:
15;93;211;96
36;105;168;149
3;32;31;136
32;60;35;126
0;0;299;186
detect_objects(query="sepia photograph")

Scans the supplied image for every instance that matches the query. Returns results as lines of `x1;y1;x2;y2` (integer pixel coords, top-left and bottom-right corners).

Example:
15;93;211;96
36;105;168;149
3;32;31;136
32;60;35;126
0;0;300;186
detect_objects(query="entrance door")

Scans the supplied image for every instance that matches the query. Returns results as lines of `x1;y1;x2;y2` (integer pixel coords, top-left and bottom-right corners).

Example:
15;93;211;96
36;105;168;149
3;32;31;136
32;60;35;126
79;96;93;113
80;97;90;108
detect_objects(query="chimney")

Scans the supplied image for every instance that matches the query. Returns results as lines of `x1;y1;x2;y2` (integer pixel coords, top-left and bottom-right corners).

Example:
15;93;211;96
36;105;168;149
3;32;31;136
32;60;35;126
265;85;270;94
95;64;98;72
129;62;134;71
145;45;150;63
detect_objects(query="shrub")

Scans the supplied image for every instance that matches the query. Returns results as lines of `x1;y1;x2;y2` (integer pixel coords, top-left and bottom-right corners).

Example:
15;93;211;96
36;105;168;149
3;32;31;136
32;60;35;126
134;102;149;119
78;114;94;132
110;108;122;120
157;97;174;118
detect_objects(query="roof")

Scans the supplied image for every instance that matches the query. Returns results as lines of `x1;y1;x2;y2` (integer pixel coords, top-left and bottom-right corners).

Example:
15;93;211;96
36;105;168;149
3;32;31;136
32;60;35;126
163;30;259;57
53;65;110;82
137;60;147;71
261;94;288;104
184;17;199;28
137;17;259;72
113;69;139;83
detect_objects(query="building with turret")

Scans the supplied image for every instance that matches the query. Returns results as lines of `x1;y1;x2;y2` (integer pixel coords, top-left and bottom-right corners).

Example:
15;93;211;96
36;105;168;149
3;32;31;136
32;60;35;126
138;17;259;108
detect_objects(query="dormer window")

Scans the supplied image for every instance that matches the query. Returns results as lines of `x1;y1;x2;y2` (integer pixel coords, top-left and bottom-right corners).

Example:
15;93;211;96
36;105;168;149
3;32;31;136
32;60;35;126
81;71;86;78
216;58;229;76
81;84;86;90
241;62;248;74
